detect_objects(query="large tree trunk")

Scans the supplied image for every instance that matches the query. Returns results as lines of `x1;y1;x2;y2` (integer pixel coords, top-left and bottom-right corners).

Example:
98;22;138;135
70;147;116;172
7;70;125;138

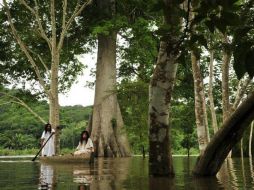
191;52;210;153
91;34;131;157
208;50;218;133
148;0;182;176
149;42;177;176
193;92;254;176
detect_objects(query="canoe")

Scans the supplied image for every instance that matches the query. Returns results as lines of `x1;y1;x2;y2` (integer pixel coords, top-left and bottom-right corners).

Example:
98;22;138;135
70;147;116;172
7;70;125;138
39;153;93;164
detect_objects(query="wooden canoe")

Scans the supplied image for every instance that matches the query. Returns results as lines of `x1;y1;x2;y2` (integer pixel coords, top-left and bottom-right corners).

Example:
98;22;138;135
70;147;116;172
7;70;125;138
39;153;93;163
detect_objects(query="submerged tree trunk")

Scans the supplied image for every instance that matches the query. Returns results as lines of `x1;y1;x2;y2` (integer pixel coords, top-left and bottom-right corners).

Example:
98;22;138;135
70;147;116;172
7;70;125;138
208;50;218;134
193;92;254;176
148;0;182;176
149;42;177;176
91;34;131;157
191;51;210;153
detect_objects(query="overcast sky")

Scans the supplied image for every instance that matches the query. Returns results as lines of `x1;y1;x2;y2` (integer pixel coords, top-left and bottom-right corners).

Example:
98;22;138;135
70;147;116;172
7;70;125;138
59;53;96;107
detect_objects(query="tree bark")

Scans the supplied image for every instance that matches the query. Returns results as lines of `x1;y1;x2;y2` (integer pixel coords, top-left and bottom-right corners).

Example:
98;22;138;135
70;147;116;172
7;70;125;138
191;51;210;153
148;0;183;176
149;41;177;176
221;34;232;122
190;3;210;153
208;50;218;133
249;122;254;157
91;34;131;157
193;92;254;176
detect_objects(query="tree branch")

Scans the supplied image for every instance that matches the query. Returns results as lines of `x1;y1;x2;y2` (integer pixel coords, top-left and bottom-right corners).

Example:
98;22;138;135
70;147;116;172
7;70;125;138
232;77;252;111
3;0;50;97
62;0;67;34
57;0;92;51
50;0;56;50
27;48;50;74
0;101;12;106
0;92;46;124
19;0;52;50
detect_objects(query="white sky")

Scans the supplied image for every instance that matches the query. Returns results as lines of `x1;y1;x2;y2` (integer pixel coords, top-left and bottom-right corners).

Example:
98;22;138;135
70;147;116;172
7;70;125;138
59;53;96;107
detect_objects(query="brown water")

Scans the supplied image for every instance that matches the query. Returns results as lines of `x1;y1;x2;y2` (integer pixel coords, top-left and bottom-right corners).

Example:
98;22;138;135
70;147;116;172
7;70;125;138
0;156;253;190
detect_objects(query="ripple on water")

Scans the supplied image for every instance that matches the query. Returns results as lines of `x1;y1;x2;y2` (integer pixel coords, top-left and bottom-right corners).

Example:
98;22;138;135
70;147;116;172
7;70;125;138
0;156;253;189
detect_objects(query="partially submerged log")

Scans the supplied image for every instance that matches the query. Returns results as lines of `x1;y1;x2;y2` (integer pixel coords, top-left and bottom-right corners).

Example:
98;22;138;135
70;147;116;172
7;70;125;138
39;153;92;164
193;92;254;176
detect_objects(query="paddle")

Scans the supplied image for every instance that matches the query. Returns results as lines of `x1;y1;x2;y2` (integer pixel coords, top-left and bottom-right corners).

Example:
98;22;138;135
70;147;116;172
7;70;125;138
32;132;55;161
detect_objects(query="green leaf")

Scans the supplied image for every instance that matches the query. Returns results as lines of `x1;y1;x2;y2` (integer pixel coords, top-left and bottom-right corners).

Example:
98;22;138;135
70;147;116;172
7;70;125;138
154;24;171;37
190;34;208;49
205;20;215;33
150;0;164;12
220;11;240;26
172;0;185;5
215;20;227;34
233;42;252;79
245;49;254;78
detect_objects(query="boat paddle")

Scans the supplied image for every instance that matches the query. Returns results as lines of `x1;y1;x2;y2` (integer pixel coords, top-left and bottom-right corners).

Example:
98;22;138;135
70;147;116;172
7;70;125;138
32;132;55;161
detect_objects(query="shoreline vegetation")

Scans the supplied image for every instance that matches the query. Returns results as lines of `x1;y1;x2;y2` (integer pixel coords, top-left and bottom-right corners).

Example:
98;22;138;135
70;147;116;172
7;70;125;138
0;147;199;156
0;148;74;156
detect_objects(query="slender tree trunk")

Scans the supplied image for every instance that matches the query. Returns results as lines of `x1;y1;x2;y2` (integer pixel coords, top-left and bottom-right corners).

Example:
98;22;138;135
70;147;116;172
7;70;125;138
241;138;244;158
221;34;232;158
193;91;254;176
249;122;254;157
208;50;218;133
91;34;131;157
249;156;254;184
50;14;60;154
190;3;210;153
221;34;232;122
232;78;251;112
240;139;247;188
191;52;210;153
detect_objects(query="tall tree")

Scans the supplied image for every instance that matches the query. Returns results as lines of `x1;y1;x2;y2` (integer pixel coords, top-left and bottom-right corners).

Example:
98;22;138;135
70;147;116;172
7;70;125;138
193;0;254;176
221;34;232;122
90;0;131;157
208;49;218;133
149;0;184;176
190;1;210;153
193;91;254;176
2;0;91;154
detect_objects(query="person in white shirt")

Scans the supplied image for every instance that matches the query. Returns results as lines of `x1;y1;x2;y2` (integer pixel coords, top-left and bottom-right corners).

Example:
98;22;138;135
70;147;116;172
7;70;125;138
41;123;55;157
74;130;94;156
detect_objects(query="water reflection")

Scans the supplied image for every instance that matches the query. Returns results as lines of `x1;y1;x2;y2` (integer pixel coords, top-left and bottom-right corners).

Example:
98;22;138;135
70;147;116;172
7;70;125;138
2;156;254;189
73;165;93;190
39;163;55;190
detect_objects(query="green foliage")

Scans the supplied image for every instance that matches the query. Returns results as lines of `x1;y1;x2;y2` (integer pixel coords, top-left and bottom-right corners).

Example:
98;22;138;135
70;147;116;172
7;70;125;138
0;0;91;92
232;1;254;79
0;88;92;153
118;80;149;154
